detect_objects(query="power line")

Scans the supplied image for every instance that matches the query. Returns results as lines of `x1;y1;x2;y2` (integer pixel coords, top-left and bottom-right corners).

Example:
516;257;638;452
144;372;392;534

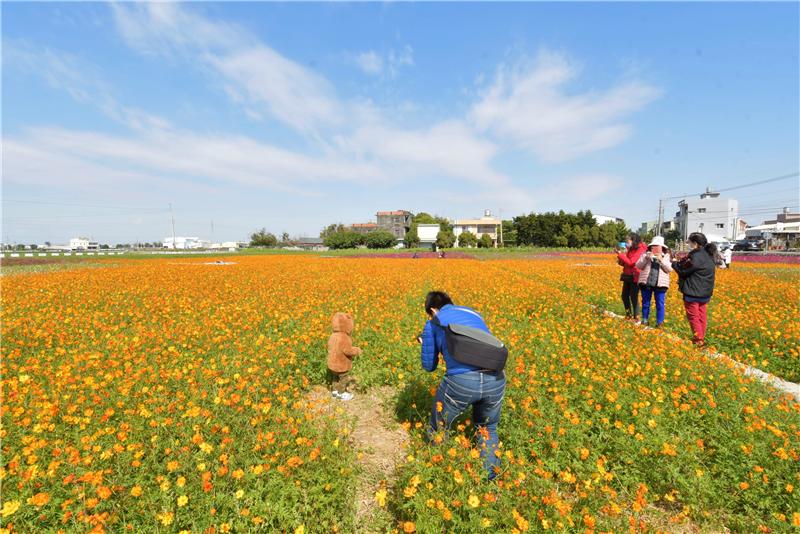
661;172;798;201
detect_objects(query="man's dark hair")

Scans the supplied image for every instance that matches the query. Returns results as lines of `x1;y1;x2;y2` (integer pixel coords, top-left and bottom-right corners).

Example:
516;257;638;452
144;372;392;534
425;291;453;316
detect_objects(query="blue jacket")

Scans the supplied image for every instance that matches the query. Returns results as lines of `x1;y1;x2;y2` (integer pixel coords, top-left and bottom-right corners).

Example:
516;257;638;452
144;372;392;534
420;304;491;375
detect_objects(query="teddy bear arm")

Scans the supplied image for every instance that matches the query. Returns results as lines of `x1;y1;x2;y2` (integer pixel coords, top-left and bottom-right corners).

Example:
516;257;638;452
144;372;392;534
343;345;361;358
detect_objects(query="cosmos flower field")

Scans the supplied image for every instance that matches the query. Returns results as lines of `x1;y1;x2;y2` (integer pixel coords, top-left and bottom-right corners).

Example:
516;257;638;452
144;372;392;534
1;254;798;533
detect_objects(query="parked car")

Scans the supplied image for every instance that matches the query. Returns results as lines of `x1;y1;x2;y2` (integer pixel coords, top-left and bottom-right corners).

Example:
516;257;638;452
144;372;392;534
732;239;763;251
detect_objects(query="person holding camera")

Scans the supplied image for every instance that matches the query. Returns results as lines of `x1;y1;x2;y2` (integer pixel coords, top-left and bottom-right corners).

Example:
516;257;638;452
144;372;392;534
672;232;718;346
617;233;646;321
417;291;506;480
635;235;672;327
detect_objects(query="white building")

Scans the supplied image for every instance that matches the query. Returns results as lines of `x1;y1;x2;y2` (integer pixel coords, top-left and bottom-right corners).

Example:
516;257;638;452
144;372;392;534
163;237;204;249
452;210;501;248
416;223;441;250
69;237;99;250
595;215;625;226
674;188;739;240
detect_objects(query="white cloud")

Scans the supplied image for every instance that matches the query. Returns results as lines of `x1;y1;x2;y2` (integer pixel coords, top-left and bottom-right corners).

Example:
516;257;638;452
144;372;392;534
354;46;414;78
471;50;660;162
355;51;383;75
111;3;342;134
549;174;624;202
3;127;388;194
338;120;508;186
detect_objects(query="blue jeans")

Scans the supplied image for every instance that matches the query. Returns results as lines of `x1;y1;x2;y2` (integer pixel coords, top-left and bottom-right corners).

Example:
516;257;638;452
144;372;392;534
429;370;505;478
640;286;667;325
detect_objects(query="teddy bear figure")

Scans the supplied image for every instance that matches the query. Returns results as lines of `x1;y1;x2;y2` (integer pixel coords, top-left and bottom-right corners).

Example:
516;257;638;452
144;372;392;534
326;312;362;400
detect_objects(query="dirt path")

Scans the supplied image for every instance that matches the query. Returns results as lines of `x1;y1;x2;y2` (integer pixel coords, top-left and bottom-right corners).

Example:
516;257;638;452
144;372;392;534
306;385;409;532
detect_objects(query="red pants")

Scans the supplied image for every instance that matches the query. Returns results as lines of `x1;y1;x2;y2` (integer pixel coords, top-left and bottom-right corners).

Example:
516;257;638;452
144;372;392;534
683;300;708;343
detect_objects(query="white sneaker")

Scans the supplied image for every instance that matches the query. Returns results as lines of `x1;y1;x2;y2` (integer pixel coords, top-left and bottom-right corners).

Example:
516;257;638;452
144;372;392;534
331;390;340;398
339;392;354;401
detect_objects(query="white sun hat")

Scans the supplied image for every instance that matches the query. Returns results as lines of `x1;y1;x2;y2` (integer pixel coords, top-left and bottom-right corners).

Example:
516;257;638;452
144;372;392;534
648;235;665;247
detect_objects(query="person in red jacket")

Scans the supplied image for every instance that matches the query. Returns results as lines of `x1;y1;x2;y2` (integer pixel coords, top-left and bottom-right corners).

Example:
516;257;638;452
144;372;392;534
617;233;646;321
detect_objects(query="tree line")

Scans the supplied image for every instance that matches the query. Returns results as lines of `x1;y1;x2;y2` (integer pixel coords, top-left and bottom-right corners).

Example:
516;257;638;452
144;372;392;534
250;209;633;249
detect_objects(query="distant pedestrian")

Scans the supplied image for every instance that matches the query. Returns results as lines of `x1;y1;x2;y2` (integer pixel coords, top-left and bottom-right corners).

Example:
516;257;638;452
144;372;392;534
635;236;672;327
722;247;732;269
617;233;646;321
672;232;717;346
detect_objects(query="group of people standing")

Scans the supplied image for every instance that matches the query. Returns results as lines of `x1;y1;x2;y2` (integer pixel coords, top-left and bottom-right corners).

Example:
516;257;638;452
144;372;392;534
618;231;718;346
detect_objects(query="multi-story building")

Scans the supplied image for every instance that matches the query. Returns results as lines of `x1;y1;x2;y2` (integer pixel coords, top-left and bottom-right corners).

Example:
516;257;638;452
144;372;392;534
376;211;412;239
452;210;501;248
639;221;658;235
351;223;378;235
674;188;739;240
764;208;800;225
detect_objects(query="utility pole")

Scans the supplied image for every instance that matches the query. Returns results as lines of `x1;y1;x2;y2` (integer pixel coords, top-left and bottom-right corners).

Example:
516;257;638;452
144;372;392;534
498;208;503;248
656;198;664;236
169;203;176;250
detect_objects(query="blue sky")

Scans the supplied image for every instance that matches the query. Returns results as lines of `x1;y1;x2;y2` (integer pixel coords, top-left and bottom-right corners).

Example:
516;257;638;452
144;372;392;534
3;2;798;244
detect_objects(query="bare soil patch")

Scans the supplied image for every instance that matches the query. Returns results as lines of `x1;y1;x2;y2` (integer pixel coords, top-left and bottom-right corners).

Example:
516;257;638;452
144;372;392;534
306;385;408;532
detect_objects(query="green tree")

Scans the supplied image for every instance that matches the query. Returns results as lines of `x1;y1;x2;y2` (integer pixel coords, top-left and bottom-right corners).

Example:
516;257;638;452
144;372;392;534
281;232;290;243
323;231;365;249
365;230;397;249
320;223;346;238
250;228;278;247
412;212;452;232
501;220;516;247
458;231;477;248
403;227;420;248
435;229;455;249
478;233;494;248
663;229;681;250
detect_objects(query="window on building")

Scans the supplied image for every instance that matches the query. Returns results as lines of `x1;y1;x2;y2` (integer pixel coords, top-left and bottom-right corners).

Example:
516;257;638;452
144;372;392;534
697;208;706;213
715;223;724;229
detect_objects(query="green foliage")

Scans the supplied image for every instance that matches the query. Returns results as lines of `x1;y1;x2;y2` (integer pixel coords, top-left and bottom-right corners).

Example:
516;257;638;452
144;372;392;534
457;231;477;248
319;223;346;238
323;230;366;249
513;210;629;248
435;229;455;249
478;233;494;248
249;228;278;247
412;213;452;233
663;229;682;249
403;227;420;248
365;230;397;249
501;220;516;247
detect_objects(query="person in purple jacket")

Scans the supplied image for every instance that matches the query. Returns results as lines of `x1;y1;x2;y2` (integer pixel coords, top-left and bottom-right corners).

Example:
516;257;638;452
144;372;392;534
417;291;505;479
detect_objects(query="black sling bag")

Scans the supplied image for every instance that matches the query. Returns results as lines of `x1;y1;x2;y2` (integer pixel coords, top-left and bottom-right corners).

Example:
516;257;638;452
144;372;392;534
431;315;508;371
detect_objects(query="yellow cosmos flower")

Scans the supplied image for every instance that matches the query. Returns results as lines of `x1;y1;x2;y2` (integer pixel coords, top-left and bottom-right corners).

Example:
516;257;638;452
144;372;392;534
1;500;20;517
